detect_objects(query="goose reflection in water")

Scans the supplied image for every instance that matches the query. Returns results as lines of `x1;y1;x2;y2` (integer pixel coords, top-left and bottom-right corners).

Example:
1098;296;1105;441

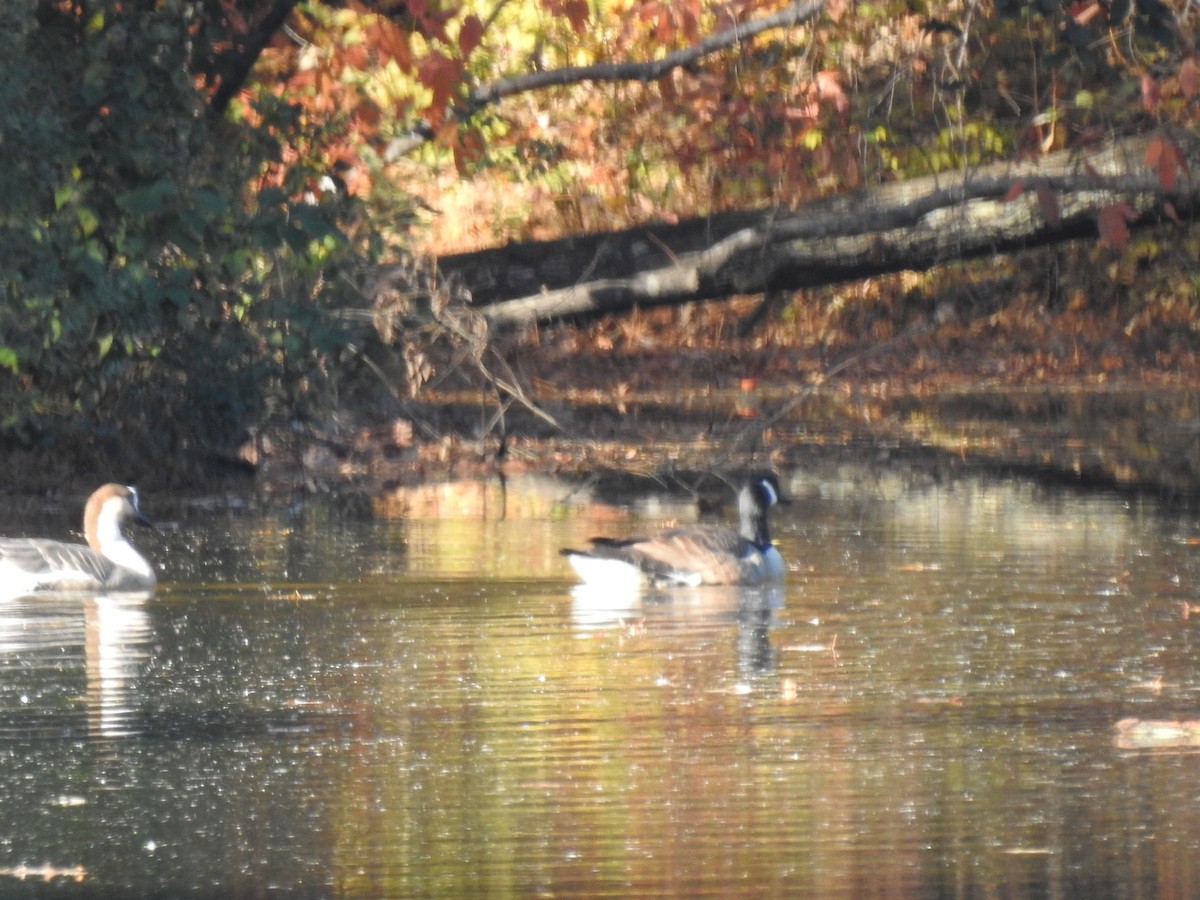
85;594;153;737
569;582;785;676
0;592;153;739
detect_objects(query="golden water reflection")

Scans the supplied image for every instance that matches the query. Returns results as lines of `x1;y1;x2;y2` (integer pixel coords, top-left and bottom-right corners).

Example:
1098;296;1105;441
0;473;1199;896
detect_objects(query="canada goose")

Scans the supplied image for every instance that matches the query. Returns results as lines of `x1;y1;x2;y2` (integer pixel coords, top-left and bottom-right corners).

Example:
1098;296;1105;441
561;474;787;587
0;484;155;594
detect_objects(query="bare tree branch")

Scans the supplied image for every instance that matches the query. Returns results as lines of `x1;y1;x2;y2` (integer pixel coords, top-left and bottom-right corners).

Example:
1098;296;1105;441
208;0;301;117
469;0;825;106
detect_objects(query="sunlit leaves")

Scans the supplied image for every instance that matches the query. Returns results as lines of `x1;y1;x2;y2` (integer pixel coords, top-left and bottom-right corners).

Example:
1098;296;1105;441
5;0;1193;470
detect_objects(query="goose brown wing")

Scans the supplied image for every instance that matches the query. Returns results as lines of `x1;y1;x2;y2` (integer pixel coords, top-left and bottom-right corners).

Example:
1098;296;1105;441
596;525;754;585
0;538;114;586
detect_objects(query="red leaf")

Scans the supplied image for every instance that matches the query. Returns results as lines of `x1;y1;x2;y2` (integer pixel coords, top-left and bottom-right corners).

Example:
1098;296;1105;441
406;0;452;43
1003;179;1026;203
544;0;590;34
1158;149;1179;192
1143;135;1164;168
1146;136;1185;192
1035;181;1060;226
1097;203;1139;250
457;127;485;169
352;99;382;137
458;14;484;58
1180;57;1198;99
1097;207;1128;250
368;20;412;71
658;72;677;104
417;52;463;116
1141;73;1161;115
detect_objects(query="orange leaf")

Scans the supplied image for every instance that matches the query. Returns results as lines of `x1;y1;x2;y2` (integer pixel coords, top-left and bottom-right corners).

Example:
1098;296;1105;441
343;42;368;71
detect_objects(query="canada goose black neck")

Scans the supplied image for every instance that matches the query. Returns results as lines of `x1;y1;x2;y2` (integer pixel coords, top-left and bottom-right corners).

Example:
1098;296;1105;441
738;474;783;549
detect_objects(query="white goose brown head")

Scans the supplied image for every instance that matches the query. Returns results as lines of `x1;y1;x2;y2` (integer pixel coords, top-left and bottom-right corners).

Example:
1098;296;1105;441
0;484;156;595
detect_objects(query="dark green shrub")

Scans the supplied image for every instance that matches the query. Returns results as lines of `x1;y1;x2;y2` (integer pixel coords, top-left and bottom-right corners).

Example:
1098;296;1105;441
0;0;360;482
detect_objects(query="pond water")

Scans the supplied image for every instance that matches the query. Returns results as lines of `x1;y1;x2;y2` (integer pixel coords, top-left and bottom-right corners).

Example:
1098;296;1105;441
2;469;1200;897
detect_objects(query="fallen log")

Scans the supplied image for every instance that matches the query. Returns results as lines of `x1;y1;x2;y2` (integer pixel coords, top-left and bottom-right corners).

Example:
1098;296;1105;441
392;129;1198;328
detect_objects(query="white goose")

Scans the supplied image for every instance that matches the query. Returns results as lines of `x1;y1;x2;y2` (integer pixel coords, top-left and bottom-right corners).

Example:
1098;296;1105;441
561;474;788;587
0;484;156;594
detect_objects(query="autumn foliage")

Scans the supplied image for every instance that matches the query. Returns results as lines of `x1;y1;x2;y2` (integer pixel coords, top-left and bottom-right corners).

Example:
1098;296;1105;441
1;0;1198;486
225;0;1195;257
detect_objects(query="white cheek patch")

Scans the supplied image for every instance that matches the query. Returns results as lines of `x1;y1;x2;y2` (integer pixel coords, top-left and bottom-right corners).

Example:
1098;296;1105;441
758;479;778;507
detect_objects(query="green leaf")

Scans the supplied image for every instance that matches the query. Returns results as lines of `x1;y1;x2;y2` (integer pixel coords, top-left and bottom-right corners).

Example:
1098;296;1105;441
75;205;100;237
116;179;178;216
0;347;19;374
192;189;229;221
54;184;75;211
